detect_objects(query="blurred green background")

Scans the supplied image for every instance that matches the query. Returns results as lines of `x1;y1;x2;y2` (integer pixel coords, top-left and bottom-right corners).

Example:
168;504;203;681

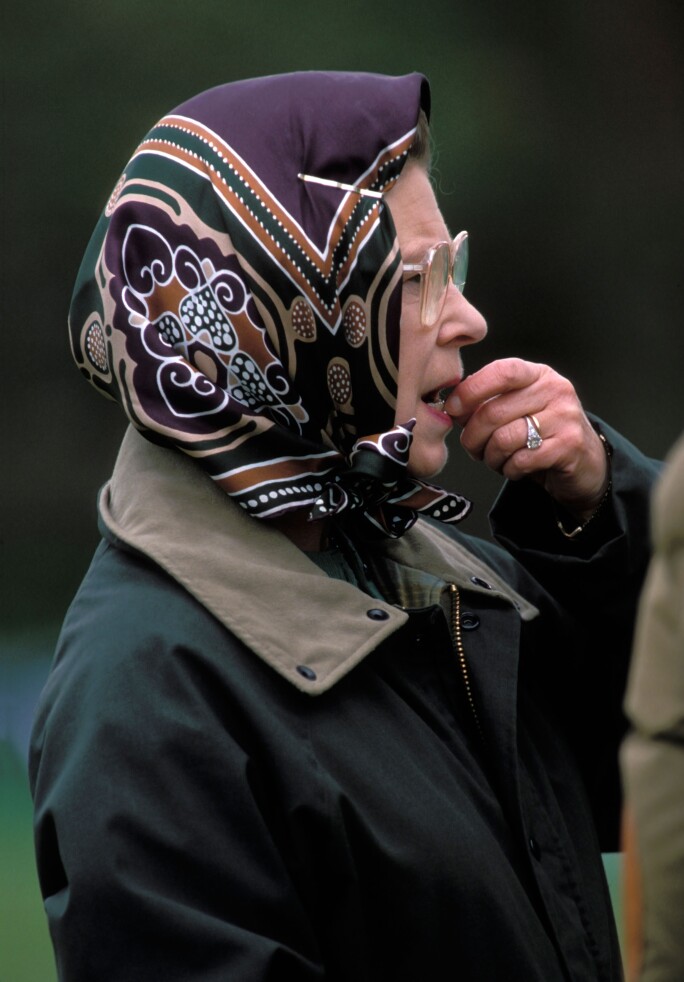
2;0;682;978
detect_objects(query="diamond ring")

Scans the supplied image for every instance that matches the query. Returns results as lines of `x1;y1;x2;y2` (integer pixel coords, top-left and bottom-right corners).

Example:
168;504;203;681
524;415;543;450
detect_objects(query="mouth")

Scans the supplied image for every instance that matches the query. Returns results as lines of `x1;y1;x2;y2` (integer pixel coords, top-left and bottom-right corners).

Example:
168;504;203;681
422;383;457;414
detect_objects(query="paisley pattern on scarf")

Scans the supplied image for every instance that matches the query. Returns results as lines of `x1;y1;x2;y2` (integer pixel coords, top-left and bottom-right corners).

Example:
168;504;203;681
69;72;472;535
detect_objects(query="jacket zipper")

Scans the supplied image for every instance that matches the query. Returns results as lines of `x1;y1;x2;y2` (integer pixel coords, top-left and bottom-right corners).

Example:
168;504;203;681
449;583;484;741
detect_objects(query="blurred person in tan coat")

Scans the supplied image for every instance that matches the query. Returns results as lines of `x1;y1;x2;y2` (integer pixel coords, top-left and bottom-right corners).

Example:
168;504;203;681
622;432;684;982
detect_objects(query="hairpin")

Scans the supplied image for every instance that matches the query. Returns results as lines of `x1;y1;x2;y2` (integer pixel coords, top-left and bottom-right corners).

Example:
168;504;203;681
297;173;383;199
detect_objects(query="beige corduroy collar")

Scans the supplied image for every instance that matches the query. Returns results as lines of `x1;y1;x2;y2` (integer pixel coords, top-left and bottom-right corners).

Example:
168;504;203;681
99;427;537;694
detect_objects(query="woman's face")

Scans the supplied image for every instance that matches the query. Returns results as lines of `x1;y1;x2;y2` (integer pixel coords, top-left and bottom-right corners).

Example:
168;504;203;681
386;162;487;479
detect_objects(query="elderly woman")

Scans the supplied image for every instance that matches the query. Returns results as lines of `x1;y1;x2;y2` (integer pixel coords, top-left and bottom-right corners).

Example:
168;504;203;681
31;72;657;981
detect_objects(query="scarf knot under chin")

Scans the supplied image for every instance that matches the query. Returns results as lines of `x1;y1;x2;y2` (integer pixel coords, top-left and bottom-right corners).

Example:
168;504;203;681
310;421;472;538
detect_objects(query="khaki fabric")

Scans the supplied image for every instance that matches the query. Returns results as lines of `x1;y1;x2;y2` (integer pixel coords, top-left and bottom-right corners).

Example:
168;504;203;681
622;432;684;981
99;426;537;695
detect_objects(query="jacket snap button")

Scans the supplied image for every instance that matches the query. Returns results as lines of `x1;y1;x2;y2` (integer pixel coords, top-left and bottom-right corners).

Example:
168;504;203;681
461;612;480;631
367;608;389;621
470;576;492;590
528;836;541;860
296;665;317;681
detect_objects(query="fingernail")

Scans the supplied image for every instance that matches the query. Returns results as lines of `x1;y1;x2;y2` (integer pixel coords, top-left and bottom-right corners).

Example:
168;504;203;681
447;392;463;416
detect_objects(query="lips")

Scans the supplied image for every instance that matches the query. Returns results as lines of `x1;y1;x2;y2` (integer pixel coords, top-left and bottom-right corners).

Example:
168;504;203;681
423;383;457;413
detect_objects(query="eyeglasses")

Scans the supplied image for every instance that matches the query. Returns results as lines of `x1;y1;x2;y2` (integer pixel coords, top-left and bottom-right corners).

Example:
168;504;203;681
403;231;469;327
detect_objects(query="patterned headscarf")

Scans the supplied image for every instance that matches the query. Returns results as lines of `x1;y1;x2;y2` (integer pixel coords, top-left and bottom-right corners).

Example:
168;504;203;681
69;71;471;537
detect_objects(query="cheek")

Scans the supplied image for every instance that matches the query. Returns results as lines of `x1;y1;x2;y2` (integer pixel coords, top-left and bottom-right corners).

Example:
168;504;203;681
396;335;432;422
385;281;404;372
406;425;451;480
397;296;422;379
400;284;422;334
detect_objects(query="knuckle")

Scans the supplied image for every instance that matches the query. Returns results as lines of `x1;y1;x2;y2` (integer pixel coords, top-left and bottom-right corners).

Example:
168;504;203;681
484;422;520;463
486;399;510;428
544;367;575;400
500;422;521;452
459;429;481;460
556;379;576;402
497;358;524;387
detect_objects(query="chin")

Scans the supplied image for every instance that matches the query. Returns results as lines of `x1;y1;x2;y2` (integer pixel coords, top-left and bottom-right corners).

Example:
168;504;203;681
407;444;449;481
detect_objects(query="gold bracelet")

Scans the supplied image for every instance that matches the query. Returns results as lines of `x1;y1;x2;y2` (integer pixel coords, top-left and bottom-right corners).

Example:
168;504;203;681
556;431;612;539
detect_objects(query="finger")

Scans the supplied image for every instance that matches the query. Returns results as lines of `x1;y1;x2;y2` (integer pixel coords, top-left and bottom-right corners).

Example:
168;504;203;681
480;415;548;473
459;372;580;462
447;358;543;423
461;397;547;462
487;413;608;506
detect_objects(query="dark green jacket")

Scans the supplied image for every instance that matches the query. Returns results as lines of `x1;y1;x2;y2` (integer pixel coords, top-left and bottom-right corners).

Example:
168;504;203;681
30;424;658;981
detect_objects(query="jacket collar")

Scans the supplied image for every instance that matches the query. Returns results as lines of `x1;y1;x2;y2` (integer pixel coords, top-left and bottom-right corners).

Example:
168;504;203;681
99;427;537;694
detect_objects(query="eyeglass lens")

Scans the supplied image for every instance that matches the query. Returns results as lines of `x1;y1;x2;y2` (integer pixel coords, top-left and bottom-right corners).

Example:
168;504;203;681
423;235;468;326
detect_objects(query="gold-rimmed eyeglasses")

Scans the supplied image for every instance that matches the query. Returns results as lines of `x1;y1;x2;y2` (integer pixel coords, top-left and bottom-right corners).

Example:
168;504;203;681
403;231;469;327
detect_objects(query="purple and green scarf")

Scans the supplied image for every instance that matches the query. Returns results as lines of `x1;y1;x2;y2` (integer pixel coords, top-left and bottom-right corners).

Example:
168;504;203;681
69;71;471;537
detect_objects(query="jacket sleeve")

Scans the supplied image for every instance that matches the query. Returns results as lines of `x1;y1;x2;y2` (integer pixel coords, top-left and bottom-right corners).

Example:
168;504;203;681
29;548;324;982
488;418;659;606
487;419;659;664
487;420;662;849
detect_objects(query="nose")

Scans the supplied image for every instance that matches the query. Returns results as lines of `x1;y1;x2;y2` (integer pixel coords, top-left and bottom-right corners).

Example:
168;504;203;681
437;286;487;346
